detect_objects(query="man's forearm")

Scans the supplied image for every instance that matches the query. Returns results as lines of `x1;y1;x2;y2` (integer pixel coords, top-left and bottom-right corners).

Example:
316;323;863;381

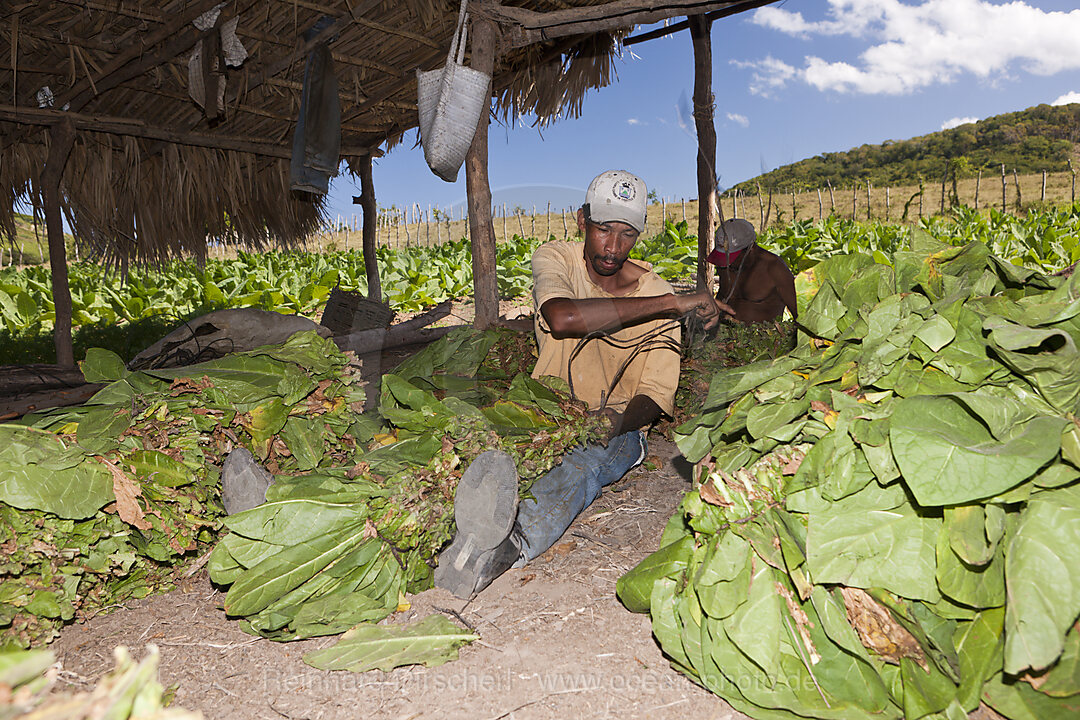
541;294;687;339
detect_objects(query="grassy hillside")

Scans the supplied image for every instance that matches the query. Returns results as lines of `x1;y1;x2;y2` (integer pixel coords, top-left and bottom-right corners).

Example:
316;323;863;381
730;103;1080;194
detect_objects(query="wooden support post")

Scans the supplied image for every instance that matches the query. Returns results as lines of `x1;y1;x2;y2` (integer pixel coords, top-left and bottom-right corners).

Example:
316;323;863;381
1041;170;1047;203
1070;159;1077;204
43;119;77;367
356;154;381;301
827;180;835;214
885;187;890;219
975;169;981;209
790;189;796;221
1013;169;1023;212
817;188;823;221
866;181;872;220
465;14;497;329
732;190;738;219
690;13;716;291
546;201;551;239
852;183;857;219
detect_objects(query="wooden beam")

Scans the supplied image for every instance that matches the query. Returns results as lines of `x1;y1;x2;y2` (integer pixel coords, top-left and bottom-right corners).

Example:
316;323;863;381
483;0;772;48
622;0;777;46
55;0;223;112
0;105;376;158
465;16;498;330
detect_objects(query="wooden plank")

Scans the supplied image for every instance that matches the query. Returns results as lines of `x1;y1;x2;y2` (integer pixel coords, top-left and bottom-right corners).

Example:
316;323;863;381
0;105;375;158
485;0;770;47
622;0;777;45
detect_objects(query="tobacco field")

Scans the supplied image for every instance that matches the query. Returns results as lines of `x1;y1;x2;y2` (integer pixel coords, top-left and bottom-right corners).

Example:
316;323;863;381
2;205;1080;365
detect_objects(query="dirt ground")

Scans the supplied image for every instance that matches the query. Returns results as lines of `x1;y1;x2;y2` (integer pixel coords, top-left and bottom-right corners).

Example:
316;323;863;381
50;435;748;720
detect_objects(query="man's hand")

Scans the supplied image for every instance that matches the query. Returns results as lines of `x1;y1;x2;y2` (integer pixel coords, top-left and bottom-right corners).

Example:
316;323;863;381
674;290;734;330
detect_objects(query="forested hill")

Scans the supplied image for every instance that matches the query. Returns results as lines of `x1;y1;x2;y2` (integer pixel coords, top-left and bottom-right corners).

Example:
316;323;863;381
729;103;1080;194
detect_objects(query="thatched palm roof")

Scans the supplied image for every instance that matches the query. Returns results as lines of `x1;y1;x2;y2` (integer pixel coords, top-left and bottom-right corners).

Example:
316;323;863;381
1;1;767;264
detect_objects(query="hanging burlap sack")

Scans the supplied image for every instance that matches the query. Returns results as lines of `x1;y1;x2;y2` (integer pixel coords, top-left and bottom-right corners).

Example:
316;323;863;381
416;0;491;182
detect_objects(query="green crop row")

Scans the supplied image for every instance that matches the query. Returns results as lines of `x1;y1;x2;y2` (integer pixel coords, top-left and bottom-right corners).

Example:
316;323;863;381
2;206;1080;365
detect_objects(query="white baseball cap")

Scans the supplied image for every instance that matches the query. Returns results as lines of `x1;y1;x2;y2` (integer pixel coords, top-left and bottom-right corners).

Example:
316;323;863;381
583;170;647;233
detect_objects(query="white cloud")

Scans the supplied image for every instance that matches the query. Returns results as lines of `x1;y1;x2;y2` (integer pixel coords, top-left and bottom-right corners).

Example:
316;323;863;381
941;116;978;130
732;55;798;97
627;117;642;125
744;1;1080;96
726;112;750;127
1052;91;1080;106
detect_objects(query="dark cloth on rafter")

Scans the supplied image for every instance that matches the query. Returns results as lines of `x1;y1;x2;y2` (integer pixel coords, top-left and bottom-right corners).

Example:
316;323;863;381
290;16;341;195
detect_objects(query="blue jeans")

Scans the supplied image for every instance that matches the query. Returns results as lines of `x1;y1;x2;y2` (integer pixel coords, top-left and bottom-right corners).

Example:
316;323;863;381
515;430;647;563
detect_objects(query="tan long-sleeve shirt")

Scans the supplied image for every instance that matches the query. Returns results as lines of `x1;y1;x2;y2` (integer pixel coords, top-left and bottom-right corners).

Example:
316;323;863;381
530;240;680;415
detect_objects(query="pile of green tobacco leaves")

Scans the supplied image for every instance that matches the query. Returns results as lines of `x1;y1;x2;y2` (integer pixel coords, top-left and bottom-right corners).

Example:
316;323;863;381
0;330;362;649
618;233;1080;719
1;326;604;661
208;327;606;657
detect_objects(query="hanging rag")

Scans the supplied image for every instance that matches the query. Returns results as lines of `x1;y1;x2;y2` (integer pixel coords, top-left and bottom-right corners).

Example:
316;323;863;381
187;4;248;119
290;16;341;195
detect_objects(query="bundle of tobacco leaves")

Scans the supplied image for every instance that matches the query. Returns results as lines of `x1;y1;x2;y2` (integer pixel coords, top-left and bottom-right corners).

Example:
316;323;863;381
619;233;1080;719
0;331;360;649
209;327;607;660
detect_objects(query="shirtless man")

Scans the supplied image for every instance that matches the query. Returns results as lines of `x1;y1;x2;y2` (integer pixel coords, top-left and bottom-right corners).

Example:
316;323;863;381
708;218;798;324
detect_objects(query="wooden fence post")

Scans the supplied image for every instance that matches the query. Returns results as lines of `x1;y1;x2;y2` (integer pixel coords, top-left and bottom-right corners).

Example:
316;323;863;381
1013;169;1023;212
1001;164;1007;212
733;190;739;220
1070;160;1077;204
531;204;536;238
817;188;823;221
546;201;551;239
757;183;765;228
682;198;686;222
562;208;567;238
885;187;890;219
975;169;981;209
790;190;796;221
1041;170;1047;203
866;180;872;220
851;183;857;219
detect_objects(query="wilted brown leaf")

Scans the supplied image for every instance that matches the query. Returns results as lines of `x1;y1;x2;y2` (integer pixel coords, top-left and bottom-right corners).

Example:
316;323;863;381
97;456;152;531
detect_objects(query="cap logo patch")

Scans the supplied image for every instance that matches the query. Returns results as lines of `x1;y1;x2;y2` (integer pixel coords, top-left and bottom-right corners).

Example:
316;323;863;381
613;180;636;202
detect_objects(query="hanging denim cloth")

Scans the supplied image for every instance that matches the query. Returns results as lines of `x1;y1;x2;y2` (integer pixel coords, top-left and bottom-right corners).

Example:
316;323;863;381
290;16;341;195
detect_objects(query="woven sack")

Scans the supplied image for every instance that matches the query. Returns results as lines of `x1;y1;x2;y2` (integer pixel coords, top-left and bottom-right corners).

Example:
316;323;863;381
416;0;490;182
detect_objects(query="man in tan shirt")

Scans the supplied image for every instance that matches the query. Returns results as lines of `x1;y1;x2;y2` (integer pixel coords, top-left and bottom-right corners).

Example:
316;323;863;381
435;170;730;599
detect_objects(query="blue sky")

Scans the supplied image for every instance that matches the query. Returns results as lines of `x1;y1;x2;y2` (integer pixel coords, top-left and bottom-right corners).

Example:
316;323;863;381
323;0;1080;223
